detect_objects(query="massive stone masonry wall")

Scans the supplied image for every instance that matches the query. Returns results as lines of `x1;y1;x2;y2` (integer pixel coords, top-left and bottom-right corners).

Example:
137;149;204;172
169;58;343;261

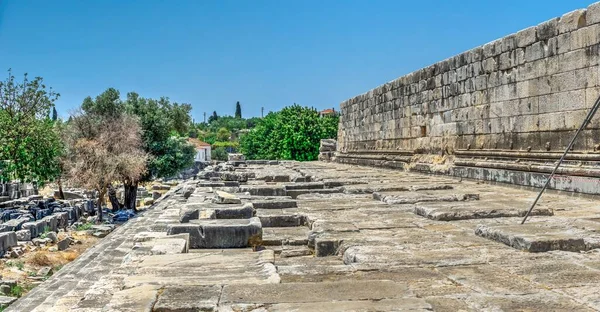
338;3;600;154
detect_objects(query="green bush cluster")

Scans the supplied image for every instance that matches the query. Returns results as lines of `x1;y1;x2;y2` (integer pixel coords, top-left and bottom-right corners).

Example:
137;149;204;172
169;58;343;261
240;105;338;161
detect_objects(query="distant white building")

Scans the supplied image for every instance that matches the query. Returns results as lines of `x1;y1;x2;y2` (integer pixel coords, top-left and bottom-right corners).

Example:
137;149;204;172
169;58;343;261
188;138;212;162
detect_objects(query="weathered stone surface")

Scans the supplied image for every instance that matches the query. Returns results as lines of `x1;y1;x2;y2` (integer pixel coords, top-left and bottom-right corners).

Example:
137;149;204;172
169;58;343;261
167;217;262;248
220;172;249;182
178;207;200;223
414;201;553;221
475;224;590;252
22;220;47;238
284;182;325;190
153;285;220;312
15;229;30;241
334;2;600;195
257;210;307;227
57;237;72;251
0;296;16;307
181;185;195;199
46;231;57;243
212;190;241;204
0;218;28;233
286;188;343;199
214;203;255;219
240;185;286;196
220;280;411;304
11;161;600;312
0;232;17;254
252;199;298;209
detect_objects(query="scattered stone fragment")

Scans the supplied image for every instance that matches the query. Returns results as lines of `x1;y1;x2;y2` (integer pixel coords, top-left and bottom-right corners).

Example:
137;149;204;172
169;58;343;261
15;230;31;242
143;197;154;206
37;266;52;277
46;231;57;243
212;191;241;204
57;238;72;251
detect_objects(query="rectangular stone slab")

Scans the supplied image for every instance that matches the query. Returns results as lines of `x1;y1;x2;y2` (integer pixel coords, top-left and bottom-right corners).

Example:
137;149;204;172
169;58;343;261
220;280;411;304
167;217;262;248
252;199;298;209
284;182;324;190
240;186;286;196
415;201;553;221
286;188;342;199
475;224;587;252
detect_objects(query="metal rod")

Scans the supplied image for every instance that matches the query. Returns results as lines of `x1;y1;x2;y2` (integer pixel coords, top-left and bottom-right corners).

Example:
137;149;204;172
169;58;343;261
521;95;600;224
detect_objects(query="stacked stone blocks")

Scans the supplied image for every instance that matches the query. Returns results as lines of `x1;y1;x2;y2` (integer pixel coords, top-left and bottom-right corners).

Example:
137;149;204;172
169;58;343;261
339;3;600;154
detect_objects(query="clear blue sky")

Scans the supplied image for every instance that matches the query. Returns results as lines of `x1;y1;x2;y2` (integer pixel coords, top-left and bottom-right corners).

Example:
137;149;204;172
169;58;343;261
0;0;595;121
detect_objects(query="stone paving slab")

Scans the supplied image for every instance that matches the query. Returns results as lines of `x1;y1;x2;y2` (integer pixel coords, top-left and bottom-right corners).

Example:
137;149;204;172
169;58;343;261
415;201;554;221
475;223;593;252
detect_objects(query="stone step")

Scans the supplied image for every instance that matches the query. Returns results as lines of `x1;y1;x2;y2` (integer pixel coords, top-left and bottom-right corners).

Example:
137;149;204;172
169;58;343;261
284;182;325;190
286;188;343;199
474;222;600;252
167;217;262;248
257;210;307;228
415;200;553;221
251;199;298;209
262;227;309;246
240;185;286;196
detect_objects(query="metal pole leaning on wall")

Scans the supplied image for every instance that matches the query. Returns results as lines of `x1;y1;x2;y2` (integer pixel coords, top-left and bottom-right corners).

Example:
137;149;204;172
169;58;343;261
521;94;600;224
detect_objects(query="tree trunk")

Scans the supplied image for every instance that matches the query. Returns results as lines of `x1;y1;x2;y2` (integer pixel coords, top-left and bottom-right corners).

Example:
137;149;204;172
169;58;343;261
107;184;121;212
57;177;65;200
97;188;105;222
123;180;138;212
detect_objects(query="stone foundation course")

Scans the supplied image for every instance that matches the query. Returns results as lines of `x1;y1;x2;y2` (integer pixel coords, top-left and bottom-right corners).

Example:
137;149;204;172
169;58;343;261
336;1;600;195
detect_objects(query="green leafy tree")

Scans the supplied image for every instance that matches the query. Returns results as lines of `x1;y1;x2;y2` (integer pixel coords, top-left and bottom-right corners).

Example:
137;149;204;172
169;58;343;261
164;100;192;136
65;88;148;217
240;104;338;161
124;92;195;207
216;127;231;141
235;101;242;119
0;69;63;183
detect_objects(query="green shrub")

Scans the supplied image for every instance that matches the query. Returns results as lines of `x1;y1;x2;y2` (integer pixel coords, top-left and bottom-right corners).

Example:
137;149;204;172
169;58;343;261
240;105;338;161
211;146;228;161
75;223;93;231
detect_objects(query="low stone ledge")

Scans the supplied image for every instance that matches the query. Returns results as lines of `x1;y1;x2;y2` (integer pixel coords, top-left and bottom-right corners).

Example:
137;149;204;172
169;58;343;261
167;217;262;248
475;224;588;252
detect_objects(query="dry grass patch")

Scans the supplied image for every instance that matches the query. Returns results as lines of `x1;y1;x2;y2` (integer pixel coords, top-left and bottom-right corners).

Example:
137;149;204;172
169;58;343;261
28;251;53;267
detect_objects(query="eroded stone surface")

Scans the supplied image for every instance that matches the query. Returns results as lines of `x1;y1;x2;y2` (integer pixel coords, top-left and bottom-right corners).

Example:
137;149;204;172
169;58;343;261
8;161;600;312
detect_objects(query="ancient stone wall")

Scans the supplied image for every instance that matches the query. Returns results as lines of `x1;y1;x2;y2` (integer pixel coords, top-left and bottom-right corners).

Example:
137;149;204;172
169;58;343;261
337;2;600;194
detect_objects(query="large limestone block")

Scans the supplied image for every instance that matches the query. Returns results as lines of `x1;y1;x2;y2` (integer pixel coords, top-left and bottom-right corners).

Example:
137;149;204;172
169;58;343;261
0;218;28;232
475;224;588;252
214;203;255;219
22;220;47;238
167;217;262;248
0;232;17;255
240;185;286;197
41;214;58;233
252;199;297;209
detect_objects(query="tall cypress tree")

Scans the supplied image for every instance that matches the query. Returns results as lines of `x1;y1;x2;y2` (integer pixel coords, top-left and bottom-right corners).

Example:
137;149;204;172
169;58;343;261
235;101;242;118
51;106;58;121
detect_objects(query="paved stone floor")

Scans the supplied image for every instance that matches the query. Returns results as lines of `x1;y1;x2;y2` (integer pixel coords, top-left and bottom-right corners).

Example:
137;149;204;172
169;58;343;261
8;161;600;311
